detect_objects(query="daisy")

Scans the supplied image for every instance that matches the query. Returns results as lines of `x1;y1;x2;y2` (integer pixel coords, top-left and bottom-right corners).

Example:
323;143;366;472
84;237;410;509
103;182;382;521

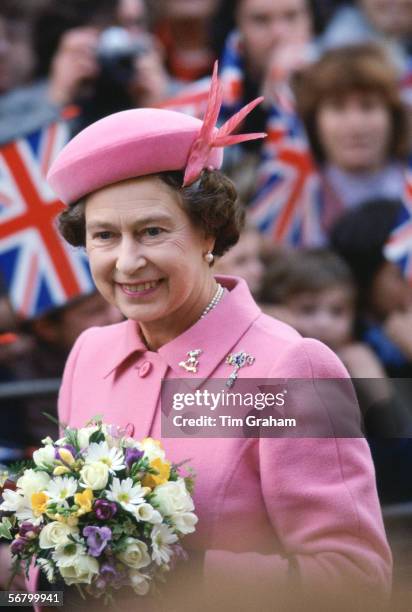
151;524;178;566
45;476;78;503
52;540;86;568
106;478;146;513
84;442;125;474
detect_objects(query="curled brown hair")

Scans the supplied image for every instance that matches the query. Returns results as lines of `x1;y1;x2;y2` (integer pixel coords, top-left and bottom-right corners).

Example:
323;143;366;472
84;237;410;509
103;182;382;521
293;43;410;163
58;169;244;257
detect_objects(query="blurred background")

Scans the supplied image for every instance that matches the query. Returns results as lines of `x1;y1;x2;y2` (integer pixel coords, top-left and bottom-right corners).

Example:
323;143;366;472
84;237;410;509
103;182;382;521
0;0;411;607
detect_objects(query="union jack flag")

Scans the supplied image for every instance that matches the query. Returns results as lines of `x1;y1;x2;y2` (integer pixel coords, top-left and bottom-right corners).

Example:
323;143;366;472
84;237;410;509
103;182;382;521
247;110;324;246
0;120;95;319
384;171;412;282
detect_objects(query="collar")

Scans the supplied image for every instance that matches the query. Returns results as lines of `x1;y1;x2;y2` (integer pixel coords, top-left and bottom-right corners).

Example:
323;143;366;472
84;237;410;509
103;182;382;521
102;275;261;383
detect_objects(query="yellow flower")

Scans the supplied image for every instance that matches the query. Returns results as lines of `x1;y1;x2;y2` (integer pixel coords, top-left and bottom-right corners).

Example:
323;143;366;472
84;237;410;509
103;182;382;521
53;466;71;476
74;489;94;515
57;448;75;466
142;458;171;488
31;492;49;516
55;514;79;527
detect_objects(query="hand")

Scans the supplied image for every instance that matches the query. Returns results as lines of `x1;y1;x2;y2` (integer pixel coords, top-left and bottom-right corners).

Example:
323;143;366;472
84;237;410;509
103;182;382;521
262;40;312;103
48;27;100;106
384;309;412;360
128;38;170;107
0;543;27;591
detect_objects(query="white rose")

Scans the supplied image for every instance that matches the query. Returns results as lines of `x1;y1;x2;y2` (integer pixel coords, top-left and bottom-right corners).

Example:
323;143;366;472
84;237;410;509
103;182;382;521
39;521;79;549
59;555;99;585
152;479;194;516
140;438;166;462
171;512;198;535
134;503;162;524
129;569;150;595
33;446;55;468
117;538;151;569
77;426;99;450
17;469;50;498
80;462;109;490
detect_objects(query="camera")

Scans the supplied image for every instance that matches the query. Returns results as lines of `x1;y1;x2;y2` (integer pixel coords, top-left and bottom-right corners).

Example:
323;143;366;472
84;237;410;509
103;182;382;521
97;26;151;85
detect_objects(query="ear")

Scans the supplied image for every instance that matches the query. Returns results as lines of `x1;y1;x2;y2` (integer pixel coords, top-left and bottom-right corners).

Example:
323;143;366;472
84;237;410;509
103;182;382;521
204;234;216;254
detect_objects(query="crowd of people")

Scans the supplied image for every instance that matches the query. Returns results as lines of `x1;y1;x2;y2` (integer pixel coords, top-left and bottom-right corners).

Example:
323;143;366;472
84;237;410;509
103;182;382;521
0;0;411;604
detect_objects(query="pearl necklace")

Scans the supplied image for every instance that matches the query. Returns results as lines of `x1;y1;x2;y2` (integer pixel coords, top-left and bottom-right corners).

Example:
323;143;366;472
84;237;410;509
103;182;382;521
200;283;224;319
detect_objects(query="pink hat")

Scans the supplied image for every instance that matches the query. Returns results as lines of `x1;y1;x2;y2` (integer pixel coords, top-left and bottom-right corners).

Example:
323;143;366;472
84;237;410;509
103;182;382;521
47;63;266;205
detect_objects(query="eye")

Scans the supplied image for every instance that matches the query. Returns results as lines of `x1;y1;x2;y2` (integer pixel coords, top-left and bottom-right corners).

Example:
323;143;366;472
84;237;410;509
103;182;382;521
144;227;164;237
94;231;113;240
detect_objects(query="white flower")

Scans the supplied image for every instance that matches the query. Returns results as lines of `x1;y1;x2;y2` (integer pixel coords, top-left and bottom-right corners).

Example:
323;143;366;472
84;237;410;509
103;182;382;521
0;489;25;513
36;558;55;582
79;462;109;490
139;438;166;462
39;521;79;549
152;478;194;515
45;476;78;503
77;426;99;450
106;478;146;513
59;554;99;585
117;537;150;569
171;512;198;535
85;441;125;473
17;470;50;499
151;524;178;566
128;569;150;595
52;540;86;568
134;503;162;524
41;436;54;446
33;446;56;468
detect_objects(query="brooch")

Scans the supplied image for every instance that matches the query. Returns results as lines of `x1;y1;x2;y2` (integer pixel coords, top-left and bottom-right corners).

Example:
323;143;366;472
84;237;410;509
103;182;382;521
225;351;255;388
179;349;202;373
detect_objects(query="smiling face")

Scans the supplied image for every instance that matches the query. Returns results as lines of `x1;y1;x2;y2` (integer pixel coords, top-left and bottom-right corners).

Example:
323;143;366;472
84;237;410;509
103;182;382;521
85;175;215;334
316;91;392;172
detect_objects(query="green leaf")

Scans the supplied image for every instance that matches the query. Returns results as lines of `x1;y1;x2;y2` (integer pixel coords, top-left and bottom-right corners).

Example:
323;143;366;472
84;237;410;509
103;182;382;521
0;517;13;539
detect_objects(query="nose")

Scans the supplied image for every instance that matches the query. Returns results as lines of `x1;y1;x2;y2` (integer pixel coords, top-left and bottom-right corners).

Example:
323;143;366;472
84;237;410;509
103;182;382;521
115;238;147;276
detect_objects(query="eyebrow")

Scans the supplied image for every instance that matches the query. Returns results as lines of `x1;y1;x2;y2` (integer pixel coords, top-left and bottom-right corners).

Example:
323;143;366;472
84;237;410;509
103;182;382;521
86;214;174;231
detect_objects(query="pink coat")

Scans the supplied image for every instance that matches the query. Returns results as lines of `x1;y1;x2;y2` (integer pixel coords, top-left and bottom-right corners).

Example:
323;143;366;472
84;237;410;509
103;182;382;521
28;276;392;610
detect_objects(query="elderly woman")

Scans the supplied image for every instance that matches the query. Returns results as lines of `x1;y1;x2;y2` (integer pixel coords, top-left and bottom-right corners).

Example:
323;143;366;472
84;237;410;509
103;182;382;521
25;67;392;611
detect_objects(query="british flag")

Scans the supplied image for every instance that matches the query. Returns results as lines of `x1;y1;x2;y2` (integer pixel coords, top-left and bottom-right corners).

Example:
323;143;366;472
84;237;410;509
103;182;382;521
0;120;95;319
247;110;324;246
384;171;412;282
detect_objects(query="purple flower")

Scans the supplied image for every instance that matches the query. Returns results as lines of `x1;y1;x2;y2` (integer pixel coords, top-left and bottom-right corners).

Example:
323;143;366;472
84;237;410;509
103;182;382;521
19;522;40;539
101;562;128;588
93;498;117;520
11;537;28;555
125;447;144;471
83;525;112;557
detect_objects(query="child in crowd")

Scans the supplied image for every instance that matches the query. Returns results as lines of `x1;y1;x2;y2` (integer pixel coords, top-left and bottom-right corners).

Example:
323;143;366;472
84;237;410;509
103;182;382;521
259;247;386;378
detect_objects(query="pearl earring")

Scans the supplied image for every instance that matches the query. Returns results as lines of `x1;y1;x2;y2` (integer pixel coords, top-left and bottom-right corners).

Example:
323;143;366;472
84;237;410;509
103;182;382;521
204;251;214;264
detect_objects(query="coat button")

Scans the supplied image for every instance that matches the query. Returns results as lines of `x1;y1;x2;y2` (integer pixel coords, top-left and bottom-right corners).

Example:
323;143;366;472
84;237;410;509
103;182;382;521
138;361;152;377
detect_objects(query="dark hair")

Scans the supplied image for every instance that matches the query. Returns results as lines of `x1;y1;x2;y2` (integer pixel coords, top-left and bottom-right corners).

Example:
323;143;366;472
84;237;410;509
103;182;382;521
260;247;354;304
293;43;411;163
58;169;244;257
330;199;403;294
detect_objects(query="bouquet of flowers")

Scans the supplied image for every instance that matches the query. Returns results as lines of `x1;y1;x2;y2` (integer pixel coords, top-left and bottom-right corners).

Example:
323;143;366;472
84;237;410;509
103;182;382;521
0;417;197;604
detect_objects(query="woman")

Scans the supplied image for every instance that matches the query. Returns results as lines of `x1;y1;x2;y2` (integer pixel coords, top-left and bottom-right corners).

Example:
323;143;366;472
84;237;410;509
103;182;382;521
250;43;411;245
25;67;392;611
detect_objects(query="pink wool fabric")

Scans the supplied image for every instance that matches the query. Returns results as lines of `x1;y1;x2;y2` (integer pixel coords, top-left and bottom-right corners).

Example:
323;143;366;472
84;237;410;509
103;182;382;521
27;276;392;611
46;109;224;205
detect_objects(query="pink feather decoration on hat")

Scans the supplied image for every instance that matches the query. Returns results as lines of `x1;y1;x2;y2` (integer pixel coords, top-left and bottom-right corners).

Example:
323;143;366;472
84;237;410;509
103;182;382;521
183;61;266;186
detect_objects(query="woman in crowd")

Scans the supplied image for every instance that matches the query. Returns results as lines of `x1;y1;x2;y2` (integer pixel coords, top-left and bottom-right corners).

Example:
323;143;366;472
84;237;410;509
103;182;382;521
250;42;412;245
24;68;391;611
